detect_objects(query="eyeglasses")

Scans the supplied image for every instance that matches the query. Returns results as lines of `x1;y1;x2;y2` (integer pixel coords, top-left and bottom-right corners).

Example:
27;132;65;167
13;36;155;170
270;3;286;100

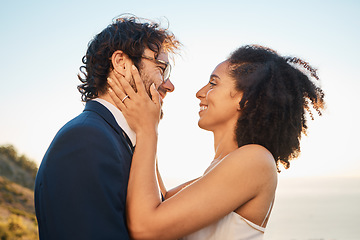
141;55;171;82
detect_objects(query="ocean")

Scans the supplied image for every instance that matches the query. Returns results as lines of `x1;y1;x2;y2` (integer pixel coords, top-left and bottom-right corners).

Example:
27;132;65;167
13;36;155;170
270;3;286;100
264;177;360;240
165;176;360;240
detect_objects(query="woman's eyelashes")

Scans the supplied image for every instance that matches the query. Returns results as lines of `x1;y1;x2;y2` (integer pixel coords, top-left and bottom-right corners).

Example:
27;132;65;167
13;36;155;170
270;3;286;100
209;81;216;88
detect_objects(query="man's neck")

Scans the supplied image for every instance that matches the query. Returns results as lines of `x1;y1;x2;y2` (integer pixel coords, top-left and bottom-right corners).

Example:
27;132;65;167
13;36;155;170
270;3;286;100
98;94;118;110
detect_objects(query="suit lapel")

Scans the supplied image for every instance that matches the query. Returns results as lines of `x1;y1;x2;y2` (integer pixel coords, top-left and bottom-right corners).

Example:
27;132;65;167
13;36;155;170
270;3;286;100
83;101;134;153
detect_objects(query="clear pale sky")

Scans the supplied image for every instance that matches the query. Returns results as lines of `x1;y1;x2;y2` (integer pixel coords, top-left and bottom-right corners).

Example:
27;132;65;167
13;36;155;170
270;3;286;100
1;0;359;186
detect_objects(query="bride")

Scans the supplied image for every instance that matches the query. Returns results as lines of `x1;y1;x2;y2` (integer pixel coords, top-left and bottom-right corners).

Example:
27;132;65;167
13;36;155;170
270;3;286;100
108;45;325;240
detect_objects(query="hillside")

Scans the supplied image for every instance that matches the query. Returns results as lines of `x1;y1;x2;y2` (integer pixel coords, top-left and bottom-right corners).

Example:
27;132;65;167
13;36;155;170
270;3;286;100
0;145;39;239
0;145;38;190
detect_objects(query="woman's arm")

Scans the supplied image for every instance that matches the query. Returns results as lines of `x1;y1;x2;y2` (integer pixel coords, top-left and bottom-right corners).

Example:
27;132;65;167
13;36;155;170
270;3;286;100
164;178;200;200
156;158;167;199
156;159;199;200
128;142;275;240
108;65;277;240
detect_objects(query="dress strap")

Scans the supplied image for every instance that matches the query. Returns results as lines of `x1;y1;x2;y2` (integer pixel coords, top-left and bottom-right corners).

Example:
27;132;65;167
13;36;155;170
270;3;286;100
260;200;273;227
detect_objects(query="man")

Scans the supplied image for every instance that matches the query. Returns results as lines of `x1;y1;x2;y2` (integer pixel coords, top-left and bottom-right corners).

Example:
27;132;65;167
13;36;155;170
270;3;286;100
34;15;180;239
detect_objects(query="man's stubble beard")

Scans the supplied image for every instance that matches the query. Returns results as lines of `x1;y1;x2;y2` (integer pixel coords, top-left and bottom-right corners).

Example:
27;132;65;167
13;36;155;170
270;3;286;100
130;69;164;119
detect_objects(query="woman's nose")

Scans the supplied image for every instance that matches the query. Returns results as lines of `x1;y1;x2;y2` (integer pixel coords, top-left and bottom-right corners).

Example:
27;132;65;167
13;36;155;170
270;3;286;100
196;85;207;99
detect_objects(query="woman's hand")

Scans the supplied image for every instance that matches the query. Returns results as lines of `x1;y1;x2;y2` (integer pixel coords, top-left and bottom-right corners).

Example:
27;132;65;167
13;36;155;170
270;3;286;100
108;64;161;135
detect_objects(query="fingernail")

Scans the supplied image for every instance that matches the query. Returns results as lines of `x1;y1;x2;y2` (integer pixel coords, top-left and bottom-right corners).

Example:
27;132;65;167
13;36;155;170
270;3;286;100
152;83;156;89
132;65;136;70
107;77;112;83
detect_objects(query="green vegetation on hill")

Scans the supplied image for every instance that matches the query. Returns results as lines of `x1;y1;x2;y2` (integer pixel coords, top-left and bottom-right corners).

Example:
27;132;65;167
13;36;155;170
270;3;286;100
0;145;38;190
0;145;39;239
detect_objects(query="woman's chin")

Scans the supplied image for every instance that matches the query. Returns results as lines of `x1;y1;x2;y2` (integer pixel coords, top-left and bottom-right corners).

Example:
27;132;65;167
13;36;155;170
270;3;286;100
198;120;210;131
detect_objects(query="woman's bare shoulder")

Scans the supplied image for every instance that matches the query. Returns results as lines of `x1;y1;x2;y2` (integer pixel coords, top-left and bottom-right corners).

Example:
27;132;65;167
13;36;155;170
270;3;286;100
223;144;277;177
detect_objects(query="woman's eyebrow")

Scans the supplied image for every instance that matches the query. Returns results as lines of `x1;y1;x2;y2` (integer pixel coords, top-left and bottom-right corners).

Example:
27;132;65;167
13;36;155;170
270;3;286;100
210;74;220;80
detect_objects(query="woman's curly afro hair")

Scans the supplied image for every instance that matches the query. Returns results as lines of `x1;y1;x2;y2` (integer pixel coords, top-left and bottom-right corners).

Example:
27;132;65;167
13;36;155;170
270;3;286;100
228;45;325;170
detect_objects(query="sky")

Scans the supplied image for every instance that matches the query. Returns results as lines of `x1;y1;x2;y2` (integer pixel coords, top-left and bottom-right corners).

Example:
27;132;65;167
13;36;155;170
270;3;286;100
0;0;359;187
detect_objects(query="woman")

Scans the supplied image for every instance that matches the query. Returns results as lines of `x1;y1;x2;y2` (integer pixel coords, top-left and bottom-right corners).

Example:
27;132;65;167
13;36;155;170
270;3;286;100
108;45;325;240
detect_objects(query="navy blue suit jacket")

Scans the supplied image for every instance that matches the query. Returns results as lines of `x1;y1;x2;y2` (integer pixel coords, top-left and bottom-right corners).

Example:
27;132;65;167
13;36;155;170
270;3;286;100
35;101;133;239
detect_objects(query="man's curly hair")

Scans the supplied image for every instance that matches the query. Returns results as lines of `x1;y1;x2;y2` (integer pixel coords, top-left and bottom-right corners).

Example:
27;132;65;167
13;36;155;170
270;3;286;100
77;15;180;102
228;45;325;170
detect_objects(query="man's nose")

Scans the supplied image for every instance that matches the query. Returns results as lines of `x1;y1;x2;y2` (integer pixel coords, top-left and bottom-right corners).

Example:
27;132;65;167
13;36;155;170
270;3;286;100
162;78;175;92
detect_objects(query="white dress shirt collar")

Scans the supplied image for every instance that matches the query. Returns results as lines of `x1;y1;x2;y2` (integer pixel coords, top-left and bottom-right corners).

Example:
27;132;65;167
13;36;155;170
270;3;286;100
93;98;136;146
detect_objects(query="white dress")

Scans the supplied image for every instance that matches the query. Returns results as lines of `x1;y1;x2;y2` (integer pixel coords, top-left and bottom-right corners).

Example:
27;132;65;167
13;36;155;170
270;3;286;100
180;212;266;240
179;156;273;240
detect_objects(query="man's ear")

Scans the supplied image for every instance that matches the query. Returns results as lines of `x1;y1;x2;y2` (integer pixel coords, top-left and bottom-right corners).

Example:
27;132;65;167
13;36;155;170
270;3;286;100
111;50;129;76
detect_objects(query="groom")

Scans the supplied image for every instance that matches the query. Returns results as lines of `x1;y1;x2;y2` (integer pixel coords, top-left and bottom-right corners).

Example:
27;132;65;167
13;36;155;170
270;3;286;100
34;15;180;239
